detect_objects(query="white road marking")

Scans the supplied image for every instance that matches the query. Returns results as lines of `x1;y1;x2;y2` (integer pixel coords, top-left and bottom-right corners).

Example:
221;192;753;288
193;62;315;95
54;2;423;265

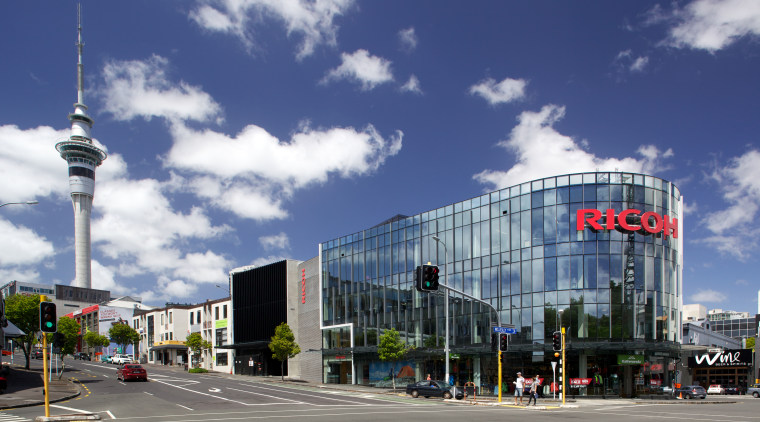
50;404;92;414
226;387;305;404
106;411;115;420
152;379;253;406
242;383;395;405
209;388;221;393
177;404;194;411
144;392;154;396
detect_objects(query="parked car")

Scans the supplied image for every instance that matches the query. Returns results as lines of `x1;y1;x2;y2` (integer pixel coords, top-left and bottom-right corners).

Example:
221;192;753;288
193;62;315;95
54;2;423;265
406;380;464;400
73;352;90;361
32;349;43;359
116;364;148;382
111;354;133;365
676;385;707;399
723;385;741;395
747;384;760;398
707;384;725;395
101;355;113;363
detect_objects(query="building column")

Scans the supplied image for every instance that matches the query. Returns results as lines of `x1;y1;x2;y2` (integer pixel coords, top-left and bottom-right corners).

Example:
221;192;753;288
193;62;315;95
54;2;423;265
473;356;481;391
578;352;588;396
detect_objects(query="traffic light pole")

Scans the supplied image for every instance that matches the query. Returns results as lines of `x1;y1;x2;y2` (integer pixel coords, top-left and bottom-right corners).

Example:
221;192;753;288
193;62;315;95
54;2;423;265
42;327;50;417
561;326;566;406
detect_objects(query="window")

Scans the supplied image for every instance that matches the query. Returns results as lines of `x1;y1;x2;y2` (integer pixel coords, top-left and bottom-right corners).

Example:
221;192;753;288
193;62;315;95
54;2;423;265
216;328;227;347
190;313;194;325
223;305;227;319
216;352;228;366
196;311;201;323
169;312;173;324
215;307;219;320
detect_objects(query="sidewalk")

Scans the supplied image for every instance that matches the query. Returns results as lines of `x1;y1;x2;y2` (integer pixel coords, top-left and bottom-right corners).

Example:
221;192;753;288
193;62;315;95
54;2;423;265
0;365;80;410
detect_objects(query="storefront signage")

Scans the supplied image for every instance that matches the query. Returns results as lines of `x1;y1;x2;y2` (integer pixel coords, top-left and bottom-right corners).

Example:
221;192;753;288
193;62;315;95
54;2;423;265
569;378;592;387
215;319;228;329
617;354;645;365
688;349;752;368
576;209;678;238
301;268;306;304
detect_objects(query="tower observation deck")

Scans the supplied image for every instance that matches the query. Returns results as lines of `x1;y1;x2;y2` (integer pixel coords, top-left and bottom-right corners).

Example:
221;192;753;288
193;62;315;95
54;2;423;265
55;6;106;289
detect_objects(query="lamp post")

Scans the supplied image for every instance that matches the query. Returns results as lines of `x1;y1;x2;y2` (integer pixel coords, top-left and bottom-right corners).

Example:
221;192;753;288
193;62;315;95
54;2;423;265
431;236;450;386
0;200;38;208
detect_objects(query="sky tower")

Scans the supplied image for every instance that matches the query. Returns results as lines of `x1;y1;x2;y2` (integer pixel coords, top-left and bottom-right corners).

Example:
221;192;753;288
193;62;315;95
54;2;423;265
55;5;107;289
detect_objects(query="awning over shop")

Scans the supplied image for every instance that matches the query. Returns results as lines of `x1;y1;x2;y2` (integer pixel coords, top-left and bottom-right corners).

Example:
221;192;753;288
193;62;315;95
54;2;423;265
215;340;270;350
3;321;26;338
149;344;188;352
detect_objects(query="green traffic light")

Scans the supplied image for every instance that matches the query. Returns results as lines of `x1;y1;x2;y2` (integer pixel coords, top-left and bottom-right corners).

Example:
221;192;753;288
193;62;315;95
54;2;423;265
45;322;53;328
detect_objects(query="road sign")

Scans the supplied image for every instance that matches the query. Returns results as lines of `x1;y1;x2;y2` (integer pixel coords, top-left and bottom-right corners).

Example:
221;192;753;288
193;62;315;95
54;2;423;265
493;326;517;334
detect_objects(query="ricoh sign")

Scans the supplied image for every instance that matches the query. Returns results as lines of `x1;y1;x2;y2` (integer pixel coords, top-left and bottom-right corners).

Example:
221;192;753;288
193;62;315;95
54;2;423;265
688;349;752;368
576;209;679;238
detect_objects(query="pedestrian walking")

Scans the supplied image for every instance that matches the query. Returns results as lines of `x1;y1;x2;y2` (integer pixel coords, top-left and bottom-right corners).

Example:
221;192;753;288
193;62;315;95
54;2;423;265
513;372;525;405
527;375;541;405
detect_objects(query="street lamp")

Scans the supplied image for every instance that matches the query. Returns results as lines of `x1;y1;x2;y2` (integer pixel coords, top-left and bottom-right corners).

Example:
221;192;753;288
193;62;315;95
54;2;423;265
431;235;450;385
0;200;39;208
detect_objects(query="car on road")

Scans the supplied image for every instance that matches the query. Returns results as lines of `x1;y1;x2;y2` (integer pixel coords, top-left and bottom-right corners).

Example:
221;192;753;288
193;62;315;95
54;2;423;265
112;354;134;365
116;364;148;382
707;384;725;395
32;349;43;359
723;385;741;395
73;352;90;361
747;384;760;398
101;355;113;363
406;380;464;400
676;385;707;399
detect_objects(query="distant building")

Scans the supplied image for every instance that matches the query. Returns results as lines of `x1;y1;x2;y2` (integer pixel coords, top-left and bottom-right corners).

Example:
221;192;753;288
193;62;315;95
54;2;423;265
708;308;750;321
683;304;706;322
185;297;232;373
133;304;193;366
0;280;111;313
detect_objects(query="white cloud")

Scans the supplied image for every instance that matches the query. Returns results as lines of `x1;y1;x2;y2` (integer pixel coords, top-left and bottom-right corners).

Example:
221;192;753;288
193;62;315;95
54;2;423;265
99;55;223;123
398;27;418;52
0;125;70;203
630;56;649;72
400;74;422;94
613;50;649;75
661;0;760;52
700;149;760;259
469;77;527;105
260;232;290;251
0;218;55;267
689;289;728;303
189;0;354;60
474;104;673;190
323;49;394;90
165;121;402;220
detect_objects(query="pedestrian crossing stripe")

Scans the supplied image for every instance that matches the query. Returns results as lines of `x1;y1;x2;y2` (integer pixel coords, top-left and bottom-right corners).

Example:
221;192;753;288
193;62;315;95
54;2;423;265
0;413;31;422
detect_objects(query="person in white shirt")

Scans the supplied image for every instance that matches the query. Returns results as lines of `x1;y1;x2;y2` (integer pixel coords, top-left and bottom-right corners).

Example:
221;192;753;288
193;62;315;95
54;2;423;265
513;372;525;405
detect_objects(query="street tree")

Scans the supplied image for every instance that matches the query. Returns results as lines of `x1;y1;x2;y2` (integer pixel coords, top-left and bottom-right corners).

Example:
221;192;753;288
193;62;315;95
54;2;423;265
108;323;140;356
746;337;755;350
378;328;410;390
269;322;300;381
4;293;41;369
186;332;212;368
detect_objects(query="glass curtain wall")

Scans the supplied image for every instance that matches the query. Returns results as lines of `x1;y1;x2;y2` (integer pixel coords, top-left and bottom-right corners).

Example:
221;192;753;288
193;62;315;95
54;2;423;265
321;172;682;382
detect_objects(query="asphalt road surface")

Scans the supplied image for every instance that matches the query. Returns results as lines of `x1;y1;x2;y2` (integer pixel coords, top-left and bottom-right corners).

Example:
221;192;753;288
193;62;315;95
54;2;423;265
3;358;760;421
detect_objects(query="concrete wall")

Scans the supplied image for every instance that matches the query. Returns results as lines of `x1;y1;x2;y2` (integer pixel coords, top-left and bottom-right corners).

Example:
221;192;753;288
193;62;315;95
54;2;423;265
290;256;321;383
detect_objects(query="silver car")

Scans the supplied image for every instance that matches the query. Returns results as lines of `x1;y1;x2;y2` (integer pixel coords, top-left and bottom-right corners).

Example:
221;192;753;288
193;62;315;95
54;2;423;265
748;384;760;398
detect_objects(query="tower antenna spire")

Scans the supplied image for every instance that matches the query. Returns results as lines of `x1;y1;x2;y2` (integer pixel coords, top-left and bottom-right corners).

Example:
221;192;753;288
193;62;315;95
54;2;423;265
76;2;85;105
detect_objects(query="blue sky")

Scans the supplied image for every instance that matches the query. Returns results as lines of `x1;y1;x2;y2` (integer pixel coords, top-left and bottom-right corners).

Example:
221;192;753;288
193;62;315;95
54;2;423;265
1;0;759;313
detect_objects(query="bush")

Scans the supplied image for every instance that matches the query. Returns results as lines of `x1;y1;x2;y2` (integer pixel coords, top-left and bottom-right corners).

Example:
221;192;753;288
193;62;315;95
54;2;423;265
188;368;209;373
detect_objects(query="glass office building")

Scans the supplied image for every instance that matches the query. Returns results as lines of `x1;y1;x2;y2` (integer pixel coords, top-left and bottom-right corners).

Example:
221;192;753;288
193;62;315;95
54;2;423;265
319;172;683;397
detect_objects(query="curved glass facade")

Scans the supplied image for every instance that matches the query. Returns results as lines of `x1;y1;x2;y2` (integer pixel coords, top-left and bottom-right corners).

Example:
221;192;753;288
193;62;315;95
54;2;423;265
320;172;683;395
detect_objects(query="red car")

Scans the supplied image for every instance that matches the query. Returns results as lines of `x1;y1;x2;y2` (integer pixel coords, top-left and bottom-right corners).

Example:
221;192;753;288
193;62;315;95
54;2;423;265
116;364;148;382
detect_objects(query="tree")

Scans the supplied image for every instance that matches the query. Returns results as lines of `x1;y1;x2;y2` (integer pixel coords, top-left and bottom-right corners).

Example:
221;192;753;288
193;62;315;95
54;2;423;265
56;316;80;357
377;328;410;390
746;337;756;350
186;332;212;368
83;330;110;352
4;294;41;369
108;323;140;356
268;322;300;381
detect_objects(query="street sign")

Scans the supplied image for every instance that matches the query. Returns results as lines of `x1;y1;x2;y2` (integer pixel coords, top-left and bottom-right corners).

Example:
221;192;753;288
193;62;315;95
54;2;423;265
493;326;517;334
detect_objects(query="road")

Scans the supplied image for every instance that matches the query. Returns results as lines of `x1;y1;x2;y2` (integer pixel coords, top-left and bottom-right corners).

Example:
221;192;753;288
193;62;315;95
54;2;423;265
3;358;760;421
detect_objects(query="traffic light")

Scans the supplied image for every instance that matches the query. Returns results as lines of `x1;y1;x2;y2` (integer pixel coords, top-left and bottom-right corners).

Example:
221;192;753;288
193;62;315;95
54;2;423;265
39;301;57;333
52;332;65;349
552;331;561;351
415;265;440;292
499;333;508;352
491;333;499;352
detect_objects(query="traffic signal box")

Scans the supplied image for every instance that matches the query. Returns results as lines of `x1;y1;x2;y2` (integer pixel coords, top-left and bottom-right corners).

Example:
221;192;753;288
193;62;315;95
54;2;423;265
415;264;440;292
499;333;508;352
491;333;499;352
40;301;57;333
552;331;561;351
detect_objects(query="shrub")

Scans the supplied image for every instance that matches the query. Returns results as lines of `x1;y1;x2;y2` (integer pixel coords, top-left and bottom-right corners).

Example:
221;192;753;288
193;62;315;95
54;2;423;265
188;368;209;373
